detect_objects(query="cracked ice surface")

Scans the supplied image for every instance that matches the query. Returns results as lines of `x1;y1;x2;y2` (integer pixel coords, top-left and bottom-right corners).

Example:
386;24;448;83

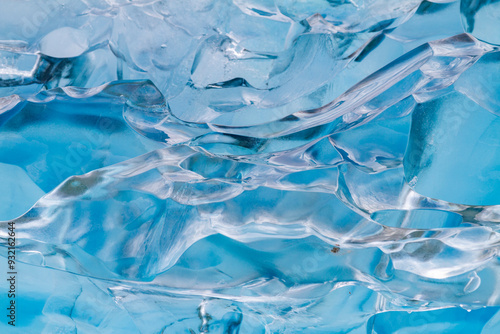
1;0;500;333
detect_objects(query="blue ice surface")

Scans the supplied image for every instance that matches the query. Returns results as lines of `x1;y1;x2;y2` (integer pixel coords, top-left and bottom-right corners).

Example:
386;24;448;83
0;0;500;333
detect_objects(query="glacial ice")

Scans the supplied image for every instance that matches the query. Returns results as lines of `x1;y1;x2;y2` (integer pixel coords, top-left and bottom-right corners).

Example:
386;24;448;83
1;0;500;333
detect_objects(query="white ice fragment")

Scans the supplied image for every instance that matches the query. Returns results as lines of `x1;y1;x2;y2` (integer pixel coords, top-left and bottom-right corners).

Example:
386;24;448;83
39;27;89;58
